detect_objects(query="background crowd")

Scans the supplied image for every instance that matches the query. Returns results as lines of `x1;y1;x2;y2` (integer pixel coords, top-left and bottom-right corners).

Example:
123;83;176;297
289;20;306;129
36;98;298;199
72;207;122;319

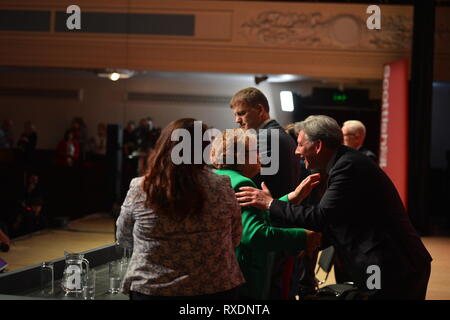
0;116;161;251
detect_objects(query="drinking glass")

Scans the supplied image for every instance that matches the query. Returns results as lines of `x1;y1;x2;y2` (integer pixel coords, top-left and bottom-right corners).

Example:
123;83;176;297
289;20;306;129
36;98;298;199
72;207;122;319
40;261;54;296
82;269;96;300
122;247;132;263
108;261;121;294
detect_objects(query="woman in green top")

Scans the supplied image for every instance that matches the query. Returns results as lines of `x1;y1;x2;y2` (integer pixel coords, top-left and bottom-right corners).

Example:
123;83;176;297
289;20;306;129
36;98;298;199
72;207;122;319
210;128;321;299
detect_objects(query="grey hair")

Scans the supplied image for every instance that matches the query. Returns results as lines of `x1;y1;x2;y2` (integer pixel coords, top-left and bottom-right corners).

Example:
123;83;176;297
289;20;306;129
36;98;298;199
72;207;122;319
297;115;343;149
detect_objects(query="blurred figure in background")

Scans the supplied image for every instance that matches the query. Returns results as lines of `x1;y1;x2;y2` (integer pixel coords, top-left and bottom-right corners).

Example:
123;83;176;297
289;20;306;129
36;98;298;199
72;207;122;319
10;197;48;238
0;119;14;149
135;117;161;175
55;130;80;167
342;120;377;163
135;118;151;154
69;117;88;161
88;123;107;160
122;121;139;200
17;121;38;165
135;118;152;175
123;121;138;159
21;172;44;205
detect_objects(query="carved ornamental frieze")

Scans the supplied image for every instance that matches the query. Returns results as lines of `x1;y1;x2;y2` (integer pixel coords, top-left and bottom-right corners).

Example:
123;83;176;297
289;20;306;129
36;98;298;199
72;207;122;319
240;11;412;51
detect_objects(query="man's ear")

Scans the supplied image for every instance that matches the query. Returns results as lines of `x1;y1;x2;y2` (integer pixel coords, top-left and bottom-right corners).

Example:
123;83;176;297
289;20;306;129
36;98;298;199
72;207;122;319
315;140;324;154
256;103;265;115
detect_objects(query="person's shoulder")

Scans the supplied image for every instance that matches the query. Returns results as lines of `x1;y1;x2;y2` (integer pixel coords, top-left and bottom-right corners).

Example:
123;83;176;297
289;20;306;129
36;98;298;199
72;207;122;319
334;145;378;172
234;174;257;190
125;177;146;202
262;119;282;130
213;169;256;189
359;147;378;161
205;168;229;182
202;169;238;196
130;176;144;189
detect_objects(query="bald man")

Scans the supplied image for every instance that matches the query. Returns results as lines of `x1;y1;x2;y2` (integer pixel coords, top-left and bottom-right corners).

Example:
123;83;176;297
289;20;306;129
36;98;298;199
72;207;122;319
342;120;377;163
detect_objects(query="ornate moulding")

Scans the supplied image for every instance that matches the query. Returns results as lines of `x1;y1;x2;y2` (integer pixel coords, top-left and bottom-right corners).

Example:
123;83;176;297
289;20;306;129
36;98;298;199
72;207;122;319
239;10;412;52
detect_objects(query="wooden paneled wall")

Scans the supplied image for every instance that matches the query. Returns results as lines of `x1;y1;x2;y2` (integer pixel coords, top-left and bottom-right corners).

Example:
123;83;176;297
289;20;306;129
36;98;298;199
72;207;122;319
0;0;422;80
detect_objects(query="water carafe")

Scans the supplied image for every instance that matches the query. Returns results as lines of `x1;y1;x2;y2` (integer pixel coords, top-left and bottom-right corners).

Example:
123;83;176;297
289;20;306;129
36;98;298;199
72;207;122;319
61;251;89;295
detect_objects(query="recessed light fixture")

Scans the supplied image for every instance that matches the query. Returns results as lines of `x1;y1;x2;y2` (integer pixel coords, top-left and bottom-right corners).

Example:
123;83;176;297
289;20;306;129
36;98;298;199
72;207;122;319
97;69;135;81
280;91;294;112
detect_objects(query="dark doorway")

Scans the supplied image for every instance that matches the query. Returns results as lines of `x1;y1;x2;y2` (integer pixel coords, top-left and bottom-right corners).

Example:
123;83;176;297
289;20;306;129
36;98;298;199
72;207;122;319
293;87;381;158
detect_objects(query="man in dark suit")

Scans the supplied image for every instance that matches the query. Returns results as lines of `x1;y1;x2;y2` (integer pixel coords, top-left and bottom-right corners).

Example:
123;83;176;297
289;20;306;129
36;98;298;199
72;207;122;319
230;87;301;299
230;87;300;199
236;115;432;299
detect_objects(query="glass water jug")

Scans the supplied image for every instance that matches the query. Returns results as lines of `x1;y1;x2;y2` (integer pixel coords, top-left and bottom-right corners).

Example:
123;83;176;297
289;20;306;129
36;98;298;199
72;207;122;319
61;251;90;295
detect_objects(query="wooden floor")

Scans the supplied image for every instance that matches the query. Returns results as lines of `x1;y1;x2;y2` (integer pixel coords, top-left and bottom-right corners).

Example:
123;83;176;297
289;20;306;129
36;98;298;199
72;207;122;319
1;213;116;271
316;236;450;300
1;213;449;300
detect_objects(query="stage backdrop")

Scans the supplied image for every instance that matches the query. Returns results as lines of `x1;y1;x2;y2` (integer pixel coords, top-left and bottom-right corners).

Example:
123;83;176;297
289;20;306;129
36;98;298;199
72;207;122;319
379;59;409;209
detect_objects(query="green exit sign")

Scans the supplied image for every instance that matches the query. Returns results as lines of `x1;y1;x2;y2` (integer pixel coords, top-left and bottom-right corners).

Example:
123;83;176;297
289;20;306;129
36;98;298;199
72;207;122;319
333;93;348;102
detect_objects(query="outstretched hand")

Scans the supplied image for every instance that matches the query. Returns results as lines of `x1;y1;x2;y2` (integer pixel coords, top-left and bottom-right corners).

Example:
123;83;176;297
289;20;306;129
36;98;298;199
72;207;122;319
236;182;273;210
288;173;321;205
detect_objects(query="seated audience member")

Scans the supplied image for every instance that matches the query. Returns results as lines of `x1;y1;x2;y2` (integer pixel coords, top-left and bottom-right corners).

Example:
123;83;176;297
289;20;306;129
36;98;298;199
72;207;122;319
21;172;44;204
236;115;432;300
116;118;245;300
10;197;48;238
210;128;321;300
17;121;38;164
341;120;377;163
55;130;80;167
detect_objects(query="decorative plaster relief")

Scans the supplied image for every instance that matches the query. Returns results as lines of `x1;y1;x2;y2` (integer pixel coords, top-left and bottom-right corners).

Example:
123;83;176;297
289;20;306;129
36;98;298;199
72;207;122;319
240;11;412;51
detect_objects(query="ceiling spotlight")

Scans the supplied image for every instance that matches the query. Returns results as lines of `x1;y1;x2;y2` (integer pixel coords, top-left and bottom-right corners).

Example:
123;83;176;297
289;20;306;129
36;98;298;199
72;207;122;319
109;72;120;81
97;69;135;81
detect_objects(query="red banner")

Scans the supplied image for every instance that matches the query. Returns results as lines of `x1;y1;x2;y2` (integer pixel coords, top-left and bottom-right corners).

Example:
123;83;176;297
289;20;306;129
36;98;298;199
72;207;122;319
379;60;409;209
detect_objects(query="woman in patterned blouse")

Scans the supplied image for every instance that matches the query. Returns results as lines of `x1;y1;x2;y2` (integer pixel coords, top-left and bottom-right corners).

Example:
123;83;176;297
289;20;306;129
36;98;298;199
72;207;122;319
116;118;245;300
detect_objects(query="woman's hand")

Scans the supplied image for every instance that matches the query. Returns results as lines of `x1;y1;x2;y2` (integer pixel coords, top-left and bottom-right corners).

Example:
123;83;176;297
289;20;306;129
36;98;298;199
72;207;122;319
287;173;321;205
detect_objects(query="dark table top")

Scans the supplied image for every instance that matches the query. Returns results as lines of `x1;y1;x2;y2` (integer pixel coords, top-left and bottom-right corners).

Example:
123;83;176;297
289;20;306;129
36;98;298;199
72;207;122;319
19;261;129;300
0;243;129;300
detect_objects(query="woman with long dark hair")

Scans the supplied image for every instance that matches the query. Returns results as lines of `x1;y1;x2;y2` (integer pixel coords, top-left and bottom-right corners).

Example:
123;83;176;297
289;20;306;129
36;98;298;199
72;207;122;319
116;118;244;300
